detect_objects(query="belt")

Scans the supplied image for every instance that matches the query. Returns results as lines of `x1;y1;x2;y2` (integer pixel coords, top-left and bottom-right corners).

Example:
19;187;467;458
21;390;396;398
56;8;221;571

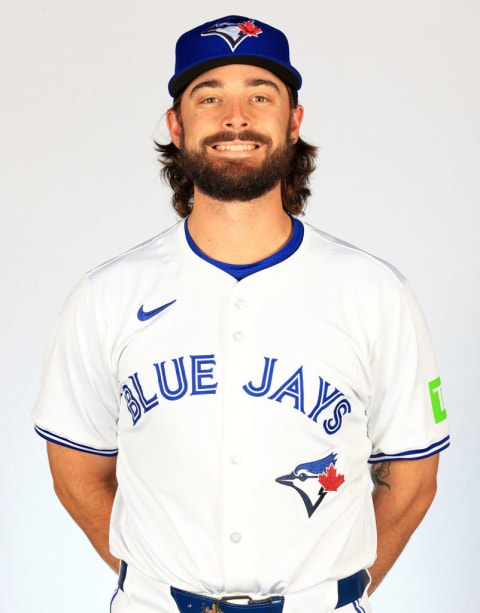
169;569;369;612
171;589;283;613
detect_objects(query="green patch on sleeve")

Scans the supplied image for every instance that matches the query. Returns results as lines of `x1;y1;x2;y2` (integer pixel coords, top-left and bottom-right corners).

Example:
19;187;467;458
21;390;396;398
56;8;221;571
429;377;447;424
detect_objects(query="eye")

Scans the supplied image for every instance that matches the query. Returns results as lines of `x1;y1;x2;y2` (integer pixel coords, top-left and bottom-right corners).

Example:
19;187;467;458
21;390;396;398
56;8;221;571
252;95;268;103
201;96;219;104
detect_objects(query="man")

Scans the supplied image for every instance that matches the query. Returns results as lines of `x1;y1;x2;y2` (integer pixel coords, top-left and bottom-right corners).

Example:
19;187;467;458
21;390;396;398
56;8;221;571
33;15;450;613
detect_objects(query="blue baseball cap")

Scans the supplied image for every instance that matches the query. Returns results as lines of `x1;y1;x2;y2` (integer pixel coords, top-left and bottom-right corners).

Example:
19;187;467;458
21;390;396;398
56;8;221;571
168;15;302;99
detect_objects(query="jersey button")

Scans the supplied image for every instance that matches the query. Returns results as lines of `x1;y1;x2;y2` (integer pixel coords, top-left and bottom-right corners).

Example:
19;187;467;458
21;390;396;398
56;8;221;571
235;298;247;310
233;331;244;342
231;454;242;464
230;532;242;543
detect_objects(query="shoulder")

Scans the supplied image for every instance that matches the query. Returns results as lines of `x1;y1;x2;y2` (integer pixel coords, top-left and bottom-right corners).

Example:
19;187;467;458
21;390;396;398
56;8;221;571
59;222;185;326
86;221;183;284
301;221;407;290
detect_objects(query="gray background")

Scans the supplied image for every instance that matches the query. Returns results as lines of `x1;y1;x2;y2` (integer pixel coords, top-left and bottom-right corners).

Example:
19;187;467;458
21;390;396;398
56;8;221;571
2;1;478;611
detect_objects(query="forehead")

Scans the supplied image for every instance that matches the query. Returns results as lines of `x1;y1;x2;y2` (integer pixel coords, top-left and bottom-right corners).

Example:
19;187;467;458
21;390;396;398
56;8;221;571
184;63;290;96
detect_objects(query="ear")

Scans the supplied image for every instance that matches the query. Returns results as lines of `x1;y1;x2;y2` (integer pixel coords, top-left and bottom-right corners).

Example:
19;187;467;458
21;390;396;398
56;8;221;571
289;104;304;145
166;108;182;148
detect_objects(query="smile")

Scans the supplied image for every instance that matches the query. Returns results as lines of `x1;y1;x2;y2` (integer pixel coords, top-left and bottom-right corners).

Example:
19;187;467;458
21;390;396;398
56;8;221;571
213;144;258;151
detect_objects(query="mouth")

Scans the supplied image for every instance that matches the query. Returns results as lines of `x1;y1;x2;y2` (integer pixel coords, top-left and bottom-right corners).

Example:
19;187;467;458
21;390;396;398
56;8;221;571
212;143;259;152
203;131;269;155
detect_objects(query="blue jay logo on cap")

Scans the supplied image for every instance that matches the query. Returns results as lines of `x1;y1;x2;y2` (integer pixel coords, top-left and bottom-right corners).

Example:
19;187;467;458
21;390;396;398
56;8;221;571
201;19;263;52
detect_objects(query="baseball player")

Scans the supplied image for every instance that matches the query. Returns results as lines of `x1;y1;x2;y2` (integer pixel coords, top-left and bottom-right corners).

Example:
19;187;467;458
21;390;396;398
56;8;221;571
32;15;450;613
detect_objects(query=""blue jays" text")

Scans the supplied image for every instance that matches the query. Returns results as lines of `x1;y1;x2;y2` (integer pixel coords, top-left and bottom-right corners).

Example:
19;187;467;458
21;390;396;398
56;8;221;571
122;355;352;435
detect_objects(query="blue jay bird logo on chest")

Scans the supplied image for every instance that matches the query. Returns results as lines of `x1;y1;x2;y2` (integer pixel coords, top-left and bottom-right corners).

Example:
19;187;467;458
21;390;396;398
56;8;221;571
276;452;345;518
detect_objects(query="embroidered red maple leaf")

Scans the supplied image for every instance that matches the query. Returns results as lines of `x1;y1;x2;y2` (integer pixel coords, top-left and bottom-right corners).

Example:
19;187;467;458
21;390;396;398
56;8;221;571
318;464;345;491
239;21;262;36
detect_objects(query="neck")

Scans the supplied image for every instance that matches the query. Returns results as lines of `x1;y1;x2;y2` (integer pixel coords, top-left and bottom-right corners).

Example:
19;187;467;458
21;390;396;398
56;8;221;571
186;185;293;264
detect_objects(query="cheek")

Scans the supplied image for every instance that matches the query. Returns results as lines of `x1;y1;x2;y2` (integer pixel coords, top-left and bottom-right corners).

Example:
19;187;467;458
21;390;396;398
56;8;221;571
180;117;210;148
182;133;202;152
260;113;291;139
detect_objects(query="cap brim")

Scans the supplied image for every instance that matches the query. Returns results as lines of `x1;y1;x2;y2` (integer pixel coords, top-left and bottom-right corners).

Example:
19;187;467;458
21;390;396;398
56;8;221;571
168;55;302;98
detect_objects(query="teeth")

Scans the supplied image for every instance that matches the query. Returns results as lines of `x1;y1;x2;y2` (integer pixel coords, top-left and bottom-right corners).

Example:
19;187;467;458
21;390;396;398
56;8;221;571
215;144;257;151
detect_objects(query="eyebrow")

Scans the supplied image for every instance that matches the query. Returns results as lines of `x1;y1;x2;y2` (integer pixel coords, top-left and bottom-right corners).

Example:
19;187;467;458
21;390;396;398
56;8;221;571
188;77;282;98
188;79;223;97
245;78;281;93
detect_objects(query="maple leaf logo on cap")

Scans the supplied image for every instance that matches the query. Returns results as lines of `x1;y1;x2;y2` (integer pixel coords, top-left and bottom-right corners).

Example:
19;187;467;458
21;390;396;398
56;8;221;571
238;21;262;36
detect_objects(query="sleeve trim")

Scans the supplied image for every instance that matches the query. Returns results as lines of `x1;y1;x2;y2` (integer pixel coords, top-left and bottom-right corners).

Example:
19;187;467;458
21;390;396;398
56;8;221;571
368;435;450;463
34;425;118;457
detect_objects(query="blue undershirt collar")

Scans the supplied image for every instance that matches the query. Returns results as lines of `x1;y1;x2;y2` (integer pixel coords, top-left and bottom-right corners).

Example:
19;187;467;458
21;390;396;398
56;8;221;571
184;217;304;280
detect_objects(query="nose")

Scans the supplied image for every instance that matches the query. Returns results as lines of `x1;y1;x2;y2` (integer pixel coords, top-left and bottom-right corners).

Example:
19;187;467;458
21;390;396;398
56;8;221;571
222;98;249;130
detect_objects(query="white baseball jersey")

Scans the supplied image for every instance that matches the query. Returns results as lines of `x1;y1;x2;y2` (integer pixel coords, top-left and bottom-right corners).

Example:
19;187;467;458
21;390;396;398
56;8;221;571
32;219;449;609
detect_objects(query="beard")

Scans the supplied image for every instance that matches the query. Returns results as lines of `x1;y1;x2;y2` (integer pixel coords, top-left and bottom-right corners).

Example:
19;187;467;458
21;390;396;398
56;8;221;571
177;130;294;202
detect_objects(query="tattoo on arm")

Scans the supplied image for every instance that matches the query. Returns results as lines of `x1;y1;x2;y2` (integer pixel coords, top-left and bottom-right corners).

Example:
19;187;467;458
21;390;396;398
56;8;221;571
371;461;392;489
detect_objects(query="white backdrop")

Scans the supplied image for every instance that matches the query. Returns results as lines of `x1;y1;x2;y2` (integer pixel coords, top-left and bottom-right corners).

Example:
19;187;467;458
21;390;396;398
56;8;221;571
2;1;479;611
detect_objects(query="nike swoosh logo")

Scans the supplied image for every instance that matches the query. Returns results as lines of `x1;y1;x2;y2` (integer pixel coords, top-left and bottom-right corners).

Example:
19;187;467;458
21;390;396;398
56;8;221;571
137;299;177;321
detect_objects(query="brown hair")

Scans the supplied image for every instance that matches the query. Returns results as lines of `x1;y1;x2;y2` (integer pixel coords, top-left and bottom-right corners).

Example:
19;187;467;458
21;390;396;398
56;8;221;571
155;95;317;218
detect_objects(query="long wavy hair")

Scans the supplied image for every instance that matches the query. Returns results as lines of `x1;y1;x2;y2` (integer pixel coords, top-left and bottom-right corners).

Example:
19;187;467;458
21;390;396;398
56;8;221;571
155;94;318;218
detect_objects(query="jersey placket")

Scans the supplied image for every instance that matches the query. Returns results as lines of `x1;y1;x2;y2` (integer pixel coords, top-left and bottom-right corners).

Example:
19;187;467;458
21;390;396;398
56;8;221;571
220;283;256;593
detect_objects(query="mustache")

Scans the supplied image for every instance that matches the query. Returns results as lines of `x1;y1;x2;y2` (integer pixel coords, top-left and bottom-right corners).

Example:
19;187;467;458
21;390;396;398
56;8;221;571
201;131;272;147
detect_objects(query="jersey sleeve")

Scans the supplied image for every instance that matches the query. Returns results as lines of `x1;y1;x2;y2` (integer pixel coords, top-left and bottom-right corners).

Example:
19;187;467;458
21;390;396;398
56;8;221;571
32;277;119;456
367;279;450;463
